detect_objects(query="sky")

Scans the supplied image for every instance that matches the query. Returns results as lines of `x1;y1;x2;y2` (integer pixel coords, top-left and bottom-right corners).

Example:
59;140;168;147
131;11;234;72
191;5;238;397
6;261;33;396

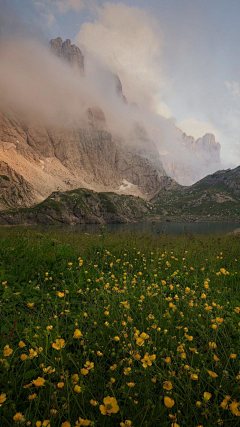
2;0;240;166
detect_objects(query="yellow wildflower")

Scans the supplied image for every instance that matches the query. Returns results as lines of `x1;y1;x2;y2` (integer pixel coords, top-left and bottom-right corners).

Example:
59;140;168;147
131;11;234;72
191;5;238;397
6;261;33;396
57;292;64;298
73;329;83;339
57;382;64;388
164;396;175;408
100;396;119;415
32;377;45;387
28;393;37;400
52;339;65;350
207;370;218;378
3;345;13;357
20;354;28;361
163;381;173;390
209;342;217;349
0;393;6;404
13;413;24;421
203;392;212;401
19;341;26;348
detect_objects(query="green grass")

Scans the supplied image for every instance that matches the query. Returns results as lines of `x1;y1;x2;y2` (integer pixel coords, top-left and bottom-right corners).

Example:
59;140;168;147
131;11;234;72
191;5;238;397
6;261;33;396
0;227;240;427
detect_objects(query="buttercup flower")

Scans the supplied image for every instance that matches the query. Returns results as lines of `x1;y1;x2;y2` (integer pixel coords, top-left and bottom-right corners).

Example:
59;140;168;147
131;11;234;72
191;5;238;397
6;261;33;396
19;341;26;348
203;392;212;401
100;396;119;415
57;382;64;388
52;339;65;350
207;370;218;378
164;396;175;408
28;393;37;400
32;377;45;387
0;393;7;404
73;329;83;339
3;345;13;357
20;354;28;361
163;381;173;390
74;385;81;393
71;374;79;384
13;413;24;421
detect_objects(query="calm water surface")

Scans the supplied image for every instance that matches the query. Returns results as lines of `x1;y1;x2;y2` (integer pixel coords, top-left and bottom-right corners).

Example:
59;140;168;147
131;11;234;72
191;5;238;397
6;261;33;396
64;222;240;236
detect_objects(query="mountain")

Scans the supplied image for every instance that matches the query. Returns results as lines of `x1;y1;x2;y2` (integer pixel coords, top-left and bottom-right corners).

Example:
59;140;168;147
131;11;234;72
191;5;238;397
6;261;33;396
151;166;240;221
0;108;173;209
0;36;223;216
0;37;173;210
0;166;239;225
160;130;221;185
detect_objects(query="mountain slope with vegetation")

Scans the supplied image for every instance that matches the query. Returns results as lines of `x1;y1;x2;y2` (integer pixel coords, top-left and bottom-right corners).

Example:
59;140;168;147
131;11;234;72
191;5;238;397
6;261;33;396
0;167;239;224
151;166;240;221
0;188;157;225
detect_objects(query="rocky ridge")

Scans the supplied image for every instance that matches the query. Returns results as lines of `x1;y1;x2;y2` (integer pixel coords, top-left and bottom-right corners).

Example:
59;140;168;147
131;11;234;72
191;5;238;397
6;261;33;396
151;166;240;222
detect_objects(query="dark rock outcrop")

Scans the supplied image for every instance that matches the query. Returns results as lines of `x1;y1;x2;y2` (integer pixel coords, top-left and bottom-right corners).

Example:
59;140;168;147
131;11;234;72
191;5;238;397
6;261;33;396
0;161;35;210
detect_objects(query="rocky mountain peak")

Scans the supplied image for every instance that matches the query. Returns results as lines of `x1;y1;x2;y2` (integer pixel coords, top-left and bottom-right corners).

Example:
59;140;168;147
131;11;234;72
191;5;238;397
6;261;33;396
49;37;84;73
196;133;221;153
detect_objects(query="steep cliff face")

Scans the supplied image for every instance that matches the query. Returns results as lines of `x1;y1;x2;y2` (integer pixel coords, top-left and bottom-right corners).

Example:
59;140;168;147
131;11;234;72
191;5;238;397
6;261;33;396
0;108;168;209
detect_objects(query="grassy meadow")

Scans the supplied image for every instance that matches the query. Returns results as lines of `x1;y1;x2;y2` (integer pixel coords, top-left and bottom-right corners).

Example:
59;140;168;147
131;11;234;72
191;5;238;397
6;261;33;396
0;227;240;427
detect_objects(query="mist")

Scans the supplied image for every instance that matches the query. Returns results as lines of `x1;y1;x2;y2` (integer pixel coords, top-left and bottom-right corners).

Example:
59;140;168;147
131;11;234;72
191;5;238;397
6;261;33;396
0;1;224;186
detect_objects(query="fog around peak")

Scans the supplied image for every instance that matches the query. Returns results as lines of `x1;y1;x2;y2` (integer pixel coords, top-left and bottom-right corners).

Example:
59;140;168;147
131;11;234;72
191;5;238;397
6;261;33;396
0;0;236;185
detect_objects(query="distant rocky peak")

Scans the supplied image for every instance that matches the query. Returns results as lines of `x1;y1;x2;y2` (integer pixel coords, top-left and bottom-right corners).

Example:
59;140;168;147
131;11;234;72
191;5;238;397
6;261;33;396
196;133;221;153
115;75;127;103
49;37;84;74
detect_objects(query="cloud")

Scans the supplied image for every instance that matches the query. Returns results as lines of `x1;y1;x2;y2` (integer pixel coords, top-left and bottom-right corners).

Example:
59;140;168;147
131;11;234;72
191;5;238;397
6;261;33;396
177;118;220;141
75;2;163;108
55;0;85;13
34;0;95;21
225;80;240;98
156;100;173;119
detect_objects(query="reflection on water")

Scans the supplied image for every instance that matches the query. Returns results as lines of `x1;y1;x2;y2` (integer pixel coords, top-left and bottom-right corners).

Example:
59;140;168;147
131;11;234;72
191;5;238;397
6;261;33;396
61;222;240;236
